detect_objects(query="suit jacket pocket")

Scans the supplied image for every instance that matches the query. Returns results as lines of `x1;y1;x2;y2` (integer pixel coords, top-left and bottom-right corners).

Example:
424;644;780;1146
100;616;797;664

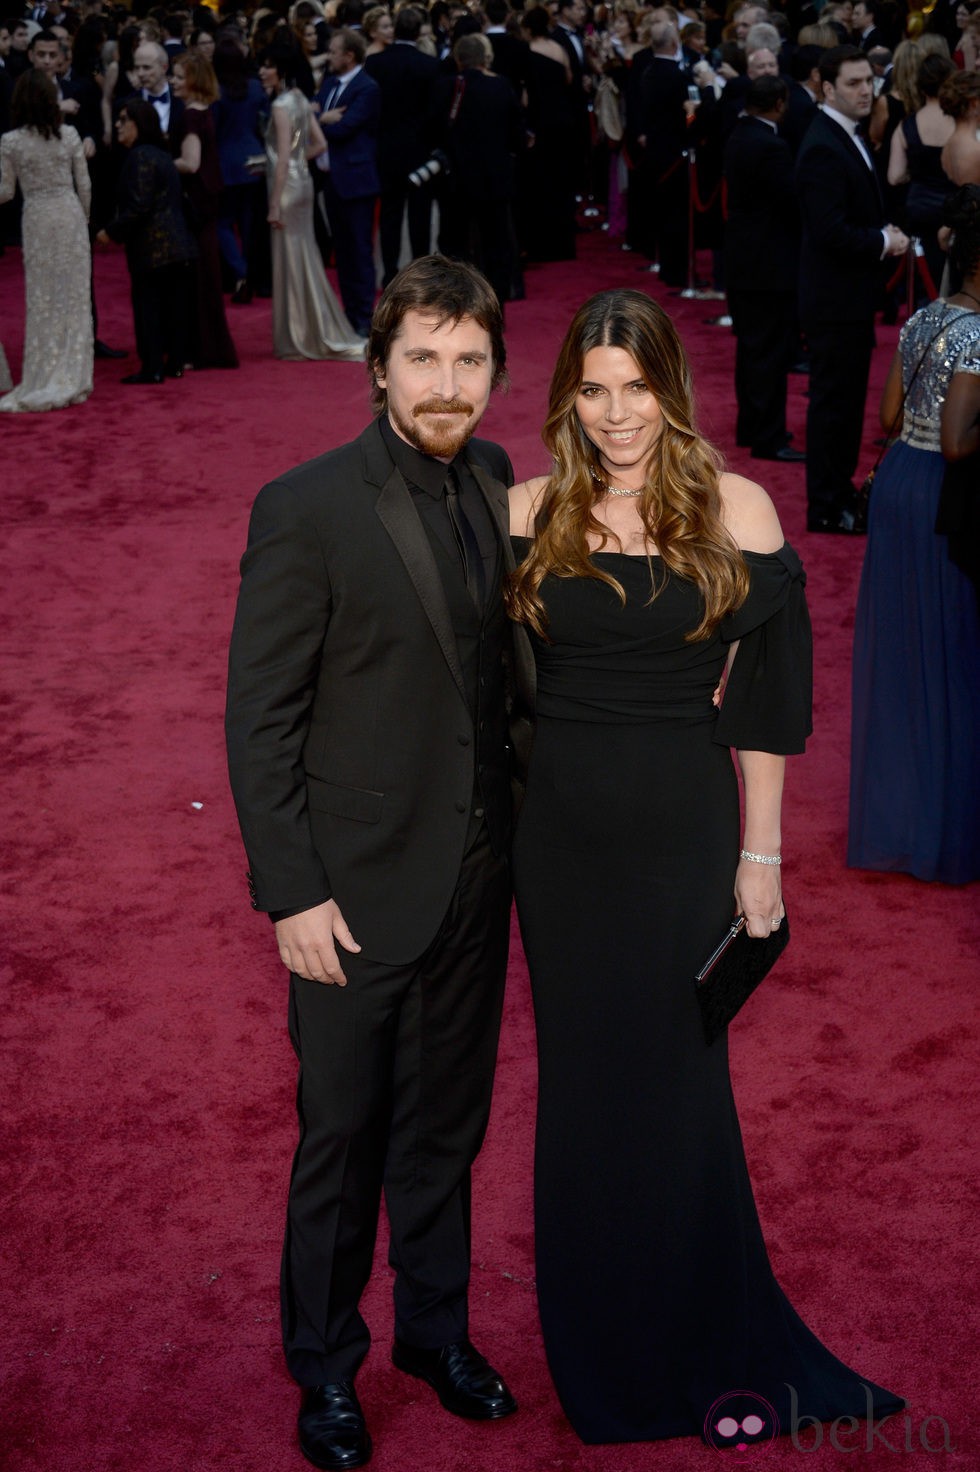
307;775;384;823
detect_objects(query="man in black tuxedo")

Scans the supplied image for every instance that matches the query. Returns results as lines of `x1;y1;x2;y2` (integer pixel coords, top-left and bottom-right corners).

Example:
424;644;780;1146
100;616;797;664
484;0;529;97
637;18;709;287
851;0;883;51
226;255;532;1472
365;4;439;286
724;76;803;463
795;45;908;532
782;43;822;157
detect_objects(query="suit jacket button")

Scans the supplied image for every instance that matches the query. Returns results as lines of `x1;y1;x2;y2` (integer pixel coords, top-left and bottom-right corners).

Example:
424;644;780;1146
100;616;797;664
457;733;470;745
455;800;466;813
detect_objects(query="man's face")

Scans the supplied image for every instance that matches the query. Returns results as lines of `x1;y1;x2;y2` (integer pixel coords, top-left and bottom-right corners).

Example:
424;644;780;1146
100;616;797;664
734;6;762;43
747;46;778;78
11;23;29;53
852;2;870;28
327;35;354;74
375;310;495;462
31;39;61;77
823;58;874;119
134;43;167;93
0;27;11;59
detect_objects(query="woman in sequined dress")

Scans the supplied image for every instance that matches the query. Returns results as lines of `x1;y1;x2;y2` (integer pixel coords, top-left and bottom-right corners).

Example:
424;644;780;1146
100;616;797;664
849;186;980;884
0;71;93;413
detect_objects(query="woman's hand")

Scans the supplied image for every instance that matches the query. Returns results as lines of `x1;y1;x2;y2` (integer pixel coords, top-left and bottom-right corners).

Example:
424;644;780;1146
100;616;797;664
95;229;110;246
734;856;783;938
267;201;282;229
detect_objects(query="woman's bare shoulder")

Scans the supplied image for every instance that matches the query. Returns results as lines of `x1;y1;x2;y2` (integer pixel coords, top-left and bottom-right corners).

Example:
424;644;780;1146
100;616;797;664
508;475;549;536
717;471;784;554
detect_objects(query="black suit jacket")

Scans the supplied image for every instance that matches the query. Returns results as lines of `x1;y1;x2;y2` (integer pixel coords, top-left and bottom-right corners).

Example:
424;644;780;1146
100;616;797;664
795;109;885;324
781;81;818;158
365;42;440;182
225;417;535;964
723;115;799;293
487;31;530;97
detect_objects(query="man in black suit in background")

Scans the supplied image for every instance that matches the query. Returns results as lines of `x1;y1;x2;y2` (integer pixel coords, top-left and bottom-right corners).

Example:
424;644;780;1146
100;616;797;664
226;255;531;1472
782;42;822;157
795;45;908;532
365;5;439;286
484;0;529;97
724;76;804;464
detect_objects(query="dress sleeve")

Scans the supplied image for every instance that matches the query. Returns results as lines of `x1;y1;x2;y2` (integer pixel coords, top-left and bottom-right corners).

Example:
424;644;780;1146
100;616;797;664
712;542;813;756
67;126;92;222
0;134;18;207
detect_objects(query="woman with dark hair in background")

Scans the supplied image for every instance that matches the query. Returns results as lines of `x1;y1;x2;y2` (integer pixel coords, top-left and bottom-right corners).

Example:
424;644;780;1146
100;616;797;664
849;187;980;884
940;69;980;187
172;48;239;368
506;288;904;1445
887;52;954;295
0;70;92;411
258;40;364;359
213;33;267;303
97;99;197;384
518;4;576;261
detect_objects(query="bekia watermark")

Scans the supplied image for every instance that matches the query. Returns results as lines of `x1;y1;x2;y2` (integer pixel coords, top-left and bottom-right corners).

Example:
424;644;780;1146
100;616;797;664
704;1384;954;1453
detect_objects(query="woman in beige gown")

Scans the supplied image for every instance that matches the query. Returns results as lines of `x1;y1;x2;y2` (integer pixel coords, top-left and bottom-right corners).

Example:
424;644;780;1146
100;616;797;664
0;72;93;413
258;43;364;362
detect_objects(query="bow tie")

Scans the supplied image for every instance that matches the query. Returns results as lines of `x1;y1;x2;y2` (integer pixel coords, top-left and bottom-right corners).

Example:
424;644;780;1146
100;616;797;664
148;91;168;103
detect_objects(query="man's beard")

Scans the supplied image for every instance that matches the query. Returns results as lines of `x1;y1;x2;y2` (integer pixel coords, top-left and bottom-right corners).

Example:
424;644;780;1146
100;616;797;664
391;397;478;460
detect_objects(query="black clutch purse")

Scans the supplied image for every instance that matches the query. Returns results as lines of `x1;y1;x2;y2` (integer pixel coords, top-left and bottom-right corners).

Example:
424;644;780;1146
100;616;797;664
694;912;789;1045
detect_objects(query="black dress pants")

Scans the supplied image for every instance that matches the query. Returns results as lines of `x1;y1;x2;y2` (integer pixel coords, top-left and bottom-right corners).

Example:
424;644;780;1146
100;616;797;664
379;179;433;287
281;827;511;1386
803;317;875;518
728;288;795;456
130;261;192;376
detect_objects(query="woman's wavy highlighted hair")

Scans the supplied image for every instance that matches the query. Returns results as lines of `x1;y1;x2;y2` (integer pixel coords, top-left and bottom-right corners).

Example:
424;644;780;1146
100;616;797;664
506;289;749;642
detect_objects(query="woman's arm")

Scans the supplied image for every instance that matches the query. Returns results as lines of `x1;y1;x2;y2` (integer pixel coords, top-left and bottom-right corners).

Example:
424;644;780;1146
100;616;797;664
508;476;549;535
306;111;327;159
941;371;980;462
268;101;291;226
69;127;92;221
734;749;785;937
878;348;904;433
175;127;202;175
101;58;117;146
887;122;908;186
0;135;17;206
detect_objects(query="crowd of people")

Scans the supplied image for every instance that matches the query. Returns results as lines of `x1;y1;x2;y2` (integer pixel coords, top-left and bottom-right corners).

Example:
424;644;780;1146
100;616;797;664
2;0;979;411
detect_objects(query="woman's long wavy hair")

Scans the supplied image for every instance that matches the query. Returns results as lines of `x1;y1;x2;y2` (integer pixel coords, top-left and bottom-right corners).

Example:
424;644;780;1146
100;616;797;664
506;289;748;643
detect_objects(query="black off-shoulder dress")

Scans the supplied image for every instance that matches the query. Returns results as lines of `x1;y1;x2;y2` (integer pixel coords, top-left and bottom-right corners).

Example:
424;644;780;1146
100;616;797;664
510;539;903;1445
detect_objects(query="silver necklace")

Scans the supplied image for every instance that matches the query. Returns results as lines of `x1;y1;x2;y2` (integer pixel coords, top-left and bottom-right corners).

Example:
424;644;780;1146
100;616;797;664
589;466;642;498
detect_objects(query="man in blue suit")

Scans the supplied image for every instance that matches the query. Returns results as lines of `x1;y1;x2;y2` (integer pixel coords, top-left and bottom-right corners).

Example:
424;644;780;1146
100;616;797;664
316;29;381;336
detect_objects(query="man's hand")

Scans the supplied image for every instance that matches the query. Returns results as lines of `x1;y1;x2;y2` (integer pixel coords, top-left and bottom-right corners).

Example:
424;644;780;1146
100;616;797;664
883;224;909;256
321;106;346;125
275;900;361;986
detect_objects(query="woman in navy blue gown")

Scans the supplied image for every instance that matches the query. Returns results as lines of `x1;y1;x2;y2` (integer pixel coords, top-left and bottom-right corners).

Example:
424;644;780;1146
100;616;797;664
849;186;980;885
507;289;905;1446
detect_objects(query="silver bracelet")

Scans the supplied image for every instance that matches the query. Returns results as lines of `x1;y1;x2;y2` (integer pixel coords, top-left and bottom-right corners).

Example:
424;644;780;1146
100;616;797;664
740;848;781;866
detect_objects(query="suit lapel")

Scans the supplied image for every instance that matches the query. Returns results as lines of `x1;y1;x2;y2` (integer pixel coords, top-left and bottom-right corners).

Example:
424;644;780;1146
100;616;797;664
366;427;467;699
466;454;538;711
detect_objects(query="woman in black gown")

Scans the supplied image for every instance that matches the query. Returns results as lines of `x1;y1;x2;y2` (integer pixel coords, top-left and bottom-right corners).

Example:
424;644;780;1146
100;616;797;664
506;290;904;1447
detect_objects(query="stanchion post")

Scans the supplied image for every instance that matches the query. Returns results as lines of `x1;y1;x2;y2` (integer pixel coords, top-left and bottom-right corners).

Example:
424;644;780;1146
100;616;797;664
906;238;918;320
680;148;698;299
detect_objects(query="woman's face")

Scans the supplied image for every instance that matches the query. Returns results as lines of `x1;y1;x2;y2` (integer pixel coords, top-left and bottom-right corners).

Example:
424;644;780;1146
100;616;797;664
115;111;137;147
195;30;215;58
612;14;631;40
303;22;317;52
171;61;187;99
258;60;280;94
372;12;394;44
575;345;663;481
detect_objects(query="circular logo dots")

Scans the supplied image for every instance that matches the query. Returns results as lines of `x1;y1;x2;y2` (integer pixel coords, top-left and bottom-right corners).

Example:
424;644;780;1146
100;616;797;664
703;1389;780;1453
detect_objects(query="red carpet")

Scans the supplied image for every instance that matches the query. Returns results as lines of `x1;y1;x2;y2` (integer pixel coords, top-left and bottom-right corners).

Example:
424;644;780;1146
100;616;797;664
1;234;977;1471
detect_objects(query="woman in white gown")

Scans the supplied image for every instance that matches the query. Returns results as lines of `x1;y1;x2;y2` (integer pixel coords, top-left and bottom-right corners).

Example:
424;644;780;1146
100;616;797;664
258;41;365;362
0;71;93;413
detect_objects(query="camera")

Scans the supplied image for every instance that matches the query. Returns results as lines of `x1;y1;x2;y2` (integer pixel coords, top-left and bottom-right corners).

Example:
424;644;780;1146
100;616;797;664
408;149;449;188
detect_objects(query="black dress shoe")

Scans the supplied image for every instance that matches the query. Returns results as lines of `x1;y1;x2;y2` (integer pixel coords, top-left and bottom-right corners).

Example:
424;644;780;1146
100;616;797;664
231;278;253;304
95;339;127;360
392;1338;517;1420
751;445;806;463
120;370;164;385
298;1382;371;1471
806;506;867;534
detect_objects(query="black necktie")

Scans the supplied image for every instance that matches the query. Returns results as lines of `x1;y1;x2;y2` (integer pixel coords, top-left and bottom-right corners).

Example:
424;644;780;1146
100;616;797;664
445;467;485;610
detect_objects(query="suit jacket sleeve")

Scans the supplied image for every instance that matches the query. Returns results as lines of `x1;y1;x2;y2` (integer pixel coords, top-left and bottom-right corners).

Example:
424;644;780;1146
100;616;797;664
796;135;883;264
321;75;380;142
225;479;333;913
